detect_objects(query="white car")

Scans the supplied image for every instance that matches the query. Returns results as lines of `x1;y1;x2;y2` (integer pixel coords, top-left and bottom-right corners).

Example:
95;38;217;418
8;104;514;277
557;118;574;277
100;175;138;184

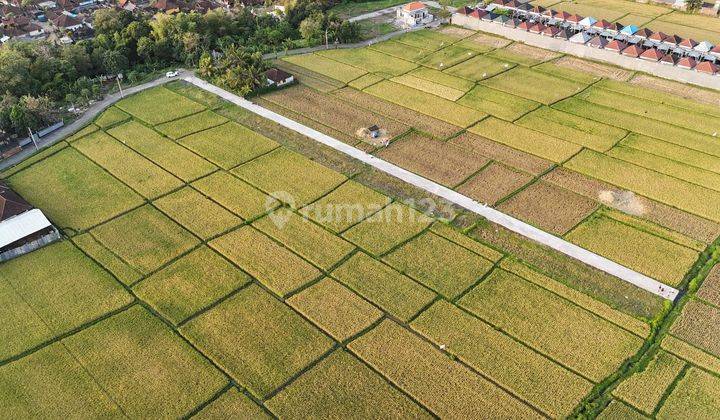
165;70;179;78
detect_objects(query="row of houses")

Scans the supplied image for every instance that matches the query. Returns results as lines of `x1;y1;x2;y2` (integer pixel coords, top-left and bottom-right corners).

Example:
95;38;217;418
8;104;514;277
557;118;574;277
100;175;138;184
454;1;720;74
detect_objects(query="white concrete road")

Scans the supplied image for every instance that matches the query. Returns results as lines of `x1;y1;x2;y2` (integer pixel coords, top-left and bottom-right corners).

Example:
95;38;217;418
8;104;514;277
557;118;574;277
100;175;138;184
184;75;679;301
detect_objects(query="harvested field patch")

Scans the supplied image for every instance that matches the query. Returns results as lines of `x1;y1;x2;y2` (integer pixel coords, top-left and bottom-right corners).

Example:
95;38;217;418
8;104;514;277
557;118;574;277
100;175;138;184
391;74;466;100
450;131;552;175
153;187;241;240
348;73;384;90
300;180;390;233
233;148;346;208
133;247;250;325
318;48;417;77
657;368;720;419
7;148;143;230
253;209;355;270
394;29;459;50
349;320;542;418
192;171;278;220
369;40;428;61
287;278;382;341
469;117;582;162
91;206;200;275
698;265;720;307
489;43;560;66
267;350;430;418
630;74;720;108
62;306;226;418
364;81;485;127
116;87;205;125
72;233;142;285
457;161;533;206
342;202;432;256
332;252;435;321
333;87;460;138
180;122;279;169
552;56;632;81
210;226;320;297
417;44;478;69
376;133;488;186
455;33;510;51
94;106;129;128
155;110;228;139
181;284;333;399
73;130;183;199
622;134;720;175
517;107;626;152
384;231;494;299
564;149;720;223
671;300;720;358
412;300;592;417
444;54;512;81
0;344;124;418
108;121;216;182
613;350;685;414
194;387;269;419
499;181;598;235
566;215;699;287
437;25;475;39
282;53;366;83
458;268;644;381
458;85;540;121
481;67;587;104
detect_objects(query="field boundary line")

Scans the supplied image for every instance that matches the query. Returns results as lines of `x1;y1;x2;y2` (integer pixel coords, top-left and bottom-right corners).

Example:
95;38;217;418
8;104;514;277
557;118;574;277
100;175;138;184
183;75;678;301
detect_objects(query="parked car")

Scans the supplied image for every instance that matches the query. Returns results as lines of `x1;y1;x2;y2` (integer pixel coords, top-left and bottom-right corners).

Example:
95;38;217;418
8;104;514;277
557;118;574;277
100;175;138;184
166;70;179;78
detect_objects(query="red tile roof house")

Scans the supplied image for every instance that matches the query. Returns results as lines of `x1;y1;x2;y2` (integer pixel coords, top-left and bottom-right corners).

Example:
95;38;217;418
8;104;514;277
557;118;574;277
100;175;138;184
679;38;699;49
677;56;698;69
541;26;561;37
660;53;678;65
556;11;571;21
593;19;612;31
640;48;664;61
566;14;583;23
648;31;668;42
711;44;720;58
517;20;532;31
588;35;608;48
605;40;627;53
696;61;719;74
528;23;546;34
0;183;60;262
468;9;487;19
665;34;684;46
622;44;645;57
635;28;654;39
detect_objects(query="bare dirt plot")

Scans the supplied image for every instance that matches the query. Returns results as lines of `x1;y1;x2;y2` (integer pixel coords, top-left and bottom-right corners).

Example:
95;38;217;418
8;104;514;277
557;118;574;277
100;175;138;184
436;25;476;39
698;265;720;307
348;320;544;419
612;350;685;415
657;368;720;419
456;162;532;205
553;56;632;81
498;181;598;235
375;133;489;187
630;74;720;107
671;300;720;358
449;132;553;176
332;87;460;138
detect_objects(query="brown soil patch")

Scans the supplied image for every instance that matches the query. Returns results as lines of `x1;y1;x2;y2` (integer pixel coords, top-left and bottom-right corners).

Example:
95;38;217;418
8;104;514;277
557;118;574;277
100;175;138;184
333;87;460;139
698;265;720;307
543;167;720;243
465;33;511;49
437;26;475;39
554;56;632;81
376;133;489;187
630;74;720;107
449;132;553;176
457;162;532;205
505;43;561;62
498;181;598;235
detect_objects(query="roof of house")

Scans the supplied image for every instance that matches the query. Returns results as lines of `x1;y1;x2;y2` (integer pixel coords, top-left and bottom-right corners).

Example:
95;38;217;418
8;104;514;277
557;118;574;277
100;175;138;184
696;41;714;52
648;31;667;42
609;22;624;32
696;61;718;74
679;38;698;48
677;56;697;68
578;16;597;26
587;35;608;48
622;44;645;57
541;26;560;36
665;34;683;45
518;20;532;30
660;53;677;65
566;13;583;23
0;183;32;223
605;40;627;51
528;23;545;33
266;68;292;83
0;208;53;249
556;11;571;20
468;9;486;19
456;6;474;15
640;48;663;61
593;19;612;29
635;28;653;38
52;13;80;28
403;1;426;11
530;5;545;13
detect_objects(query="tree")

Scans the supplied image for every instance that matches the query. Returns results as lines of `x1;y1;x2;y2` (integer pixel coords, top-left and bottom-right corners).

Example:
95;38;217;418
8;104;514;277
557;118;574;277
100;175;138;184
102;50;129;75
93;9;133;36
299;12;324;44
686;0;703;12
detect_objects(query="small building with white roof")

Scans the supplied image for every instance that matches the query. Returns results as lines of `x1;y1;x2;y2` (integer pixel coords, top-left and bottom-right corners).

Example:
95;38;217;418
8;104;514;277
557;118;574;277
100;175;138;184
0;183;60;262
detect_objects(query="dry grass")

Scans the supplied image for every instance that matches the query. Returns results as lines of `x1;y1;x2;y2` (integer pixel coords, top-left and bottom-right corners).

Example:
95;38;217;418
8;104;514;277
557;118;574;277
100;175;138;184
613;350;685;414
192;171;279;220
657;368;720;419
497;43;561;65
498;181;598;235
412;300;592;417
457;162;532;205
671;300;720;358
630;74;720;108
553;56;632;81
450;132;552;175
348;320;542;418
154;187;242;240
457;32;511;50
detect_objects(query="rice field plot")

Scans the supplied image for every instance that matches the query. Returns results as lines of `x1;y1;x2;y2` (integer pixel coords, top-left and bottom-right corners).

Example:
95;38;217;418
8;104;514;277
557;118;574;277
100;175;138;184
300;180;390;233
0;140;69;179
487;43;560;66
107;121;217;182
602;209;706;252
671;300;720;358
393;29;460;51
458;268;644;382
192;171;278;220
72;130;183;199
348;320;542;418
61;306;227;418
550;1;634;21
94;106;130;128
612;350;685;415
481;67;587;105
657;368;720;418
517;106;626;152
498;181;598;235
133;246;250;325
209;226;320;297
450;131;553;175
533;61;603;85
179;122;279;169
598;400;648;420
115;87;205;125
375;133;489;187
153;187;241;240
233;148;346;208
458;85;540;121
661;336;720;376
444;54;513;81
342;202;432;256
383;231;494;299
416;44;478;70
369;40;429;61
91;205;200;275
469;117;582;162
72;233;142;286
364;80;486;127
331;252;435;321
408;66;475;91
194;387;268;418
412;300;593;417
165;81;228;109
155;110;228;139
698;265;720;307
457;162;533;205
65;124;99;143
564;149;720;223
180;284;333;399
282;53;366;83
391;74;467;100
566;215;699;287
0;242;131;360
630;74;720;108
552;56;632;82
6;148;143;230
348;73;384;90
317;48;417;77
